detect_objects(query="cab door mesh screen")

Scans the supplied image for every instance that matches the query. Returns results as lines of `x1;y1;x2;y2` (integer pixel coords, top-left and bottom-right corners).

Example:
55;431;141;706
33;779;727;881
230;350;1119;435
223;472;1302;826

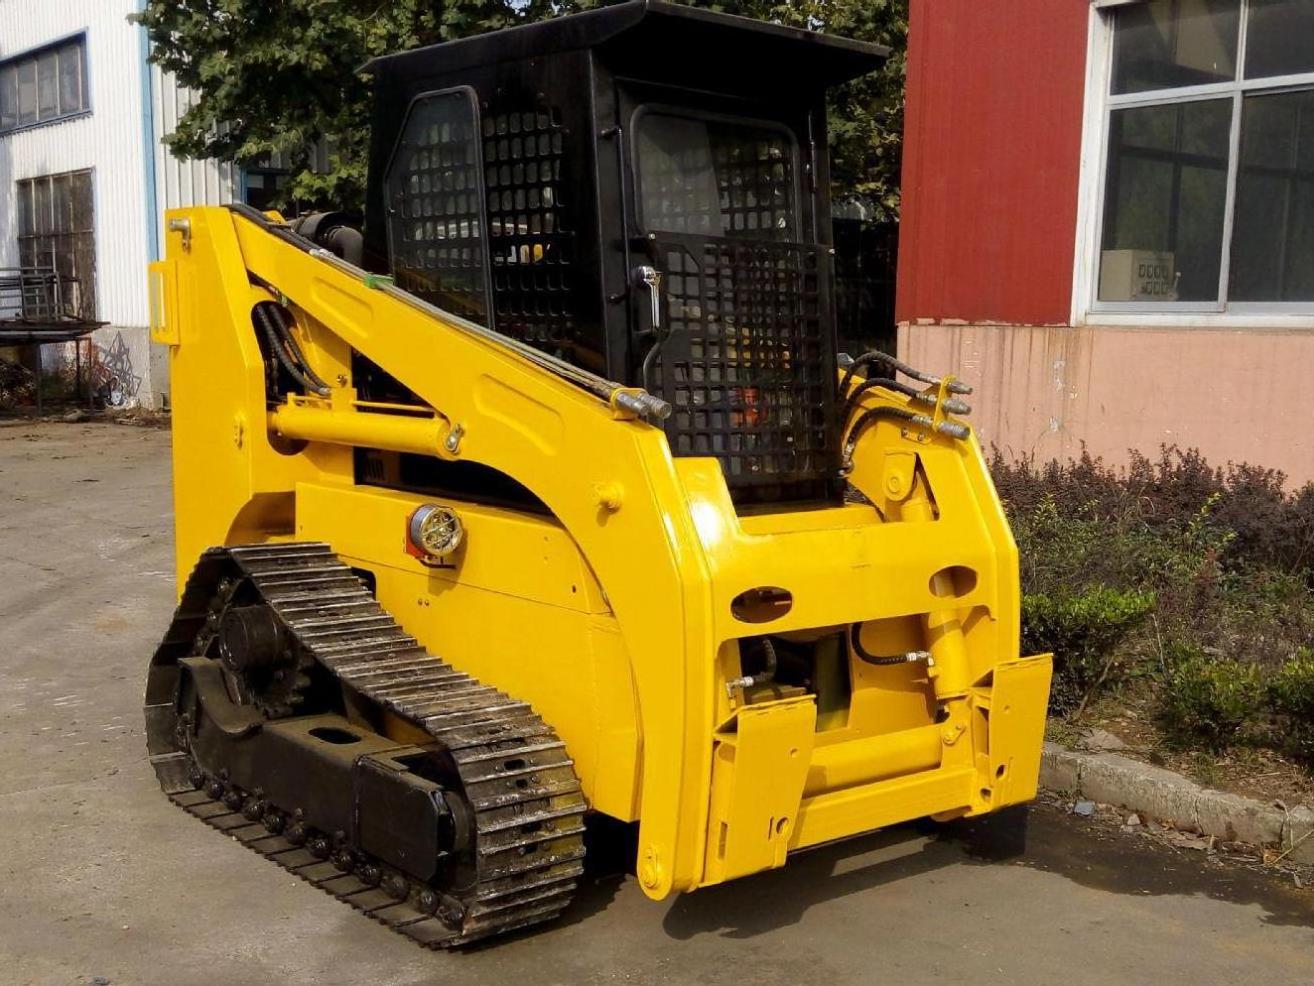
636;112;799;241
654;235;837;499
483;105;579;359
635;111;836;500
386;89;489;323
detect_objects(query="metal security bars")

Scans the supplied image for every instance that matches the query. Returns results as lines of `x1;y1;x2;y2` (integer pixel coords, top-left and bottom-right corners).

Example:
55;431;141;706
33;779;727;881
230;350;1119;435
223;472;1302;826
15;170;97;322
385;88;491;325
651;235;837;501
484;103;580;361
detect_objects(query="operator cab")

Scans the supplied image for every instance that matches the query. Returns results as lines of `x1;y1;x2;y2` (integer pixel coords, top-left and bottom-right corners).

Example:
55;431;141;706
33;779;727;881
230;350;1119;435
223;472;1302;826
362;0;886;505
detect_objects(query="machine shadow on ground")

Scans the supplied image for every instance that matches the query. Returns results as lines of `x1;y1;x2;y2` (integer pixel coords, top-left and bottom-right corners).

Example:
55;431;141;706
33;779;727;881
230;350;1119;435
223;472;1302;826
551;802;1314;942
540;809;1027;942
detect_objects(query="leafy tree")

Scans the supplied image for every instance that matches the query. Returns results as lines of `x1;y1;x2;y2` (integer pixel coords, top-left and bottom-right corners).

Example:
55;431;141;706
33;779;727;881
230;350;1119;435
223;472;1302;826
135;0;906;216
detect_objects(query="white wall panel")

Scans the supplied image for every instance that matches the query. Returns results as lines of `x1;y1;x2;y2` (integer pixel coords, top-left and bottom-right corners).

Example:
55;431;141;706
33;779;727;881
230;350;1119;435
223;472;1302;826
0;1;239;406
152;66;237;243
0;0;151;328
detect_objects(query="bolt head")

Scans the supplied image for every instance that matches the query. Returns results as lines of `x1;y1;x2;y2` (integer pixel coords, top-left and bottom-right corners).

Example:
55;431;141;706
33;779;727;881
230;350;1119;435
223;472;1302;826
357;863;381;886
436;898;465;930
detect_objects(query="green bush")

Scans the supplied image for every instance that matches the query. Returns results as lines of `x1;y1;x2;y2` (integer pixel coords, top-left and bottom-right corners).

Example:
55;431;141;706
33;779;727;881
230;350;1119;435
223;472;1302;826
1159;652;1264;752
991;445;1314;586
1269;652;1314;764
1021;586;1155;714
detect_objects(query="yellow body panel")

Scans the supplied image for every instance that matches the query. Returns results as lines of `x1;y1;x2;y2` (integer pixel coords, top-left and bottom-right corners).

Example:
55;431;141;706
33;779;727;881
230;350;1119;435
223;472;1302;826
155;206;1052;899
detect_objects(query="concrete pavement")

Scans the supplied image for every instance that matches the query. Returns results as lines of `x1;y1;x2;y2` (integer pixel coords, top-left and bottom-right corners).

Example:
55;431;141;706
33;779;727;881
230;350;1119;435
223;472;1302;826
2;422;1312;986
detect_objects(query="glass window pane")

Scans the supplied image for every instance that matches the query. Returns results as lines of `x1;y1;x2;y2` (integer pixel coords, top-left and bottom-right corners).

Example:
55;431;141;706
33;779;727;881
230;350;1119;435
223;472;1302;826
71;171;94;233
1098;99;1232;302
385;90;489;324
636;111;798;241
36;51;57;120
1229;89;1314;300
51;174;73;234
1112;0;1240;94
0;66;16;131
16;181;32;236
17;59;37;125
1245;0;1314;79
33;179;52;240
58;42;83;113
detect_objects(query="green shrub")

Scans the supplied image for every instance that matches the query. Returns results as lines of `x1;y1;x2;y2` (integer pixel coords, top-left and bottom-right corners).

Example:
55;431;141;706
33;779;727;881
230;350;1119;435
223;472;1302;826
991;444;1314;585
1021;586;1155;714
1159;652;1264;752
1269;653;1314;764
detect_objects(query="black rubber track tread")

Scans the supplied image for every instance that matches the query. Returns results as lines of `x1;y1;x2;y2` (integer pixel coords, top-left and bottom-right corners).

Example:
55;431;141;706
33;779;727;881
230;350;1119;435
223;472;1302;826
148;543;588;948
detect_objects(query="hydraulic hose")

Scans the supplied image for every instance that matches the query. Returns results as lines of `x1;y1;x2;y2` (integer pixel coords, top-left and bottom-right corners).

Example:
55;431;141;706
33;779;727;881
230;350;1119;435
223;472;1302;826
841;349;974;399
841;405;969;466
266;302;331;394
845;376;971;416
849;622;932;667
254;303;330;398
725;637;780;696
640;335;664;392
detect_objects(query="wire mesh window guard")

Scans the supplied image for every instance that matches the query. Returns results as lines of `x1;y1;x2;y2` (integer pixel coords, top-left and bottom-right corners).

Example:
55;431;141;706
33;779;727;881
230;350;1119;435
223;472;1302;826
386;88;490;324
654;237;833;496
483;104;578;358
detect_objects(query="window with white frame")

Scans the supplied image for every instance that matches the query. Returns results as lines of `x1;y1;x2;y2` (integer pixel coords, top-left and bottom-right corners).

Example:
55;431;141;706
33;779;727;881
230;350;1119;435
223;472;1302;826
1093;0;1314;312
0;36;88;136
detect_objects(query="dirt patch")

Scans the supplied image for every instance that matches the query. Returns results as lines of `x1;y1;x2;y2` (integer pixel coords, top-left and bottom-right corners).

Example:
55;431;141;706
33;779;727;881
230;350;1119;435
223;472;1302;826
1059;684;1314;810
1032;790;1314;900
0;406;170;430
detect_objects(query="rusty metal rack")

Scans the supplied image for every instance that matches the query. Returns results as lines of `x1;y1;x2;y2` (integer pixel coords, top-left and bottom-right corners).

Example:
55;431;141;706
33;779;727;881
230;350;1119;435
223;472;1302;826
0;267;106;414
0;266;104;343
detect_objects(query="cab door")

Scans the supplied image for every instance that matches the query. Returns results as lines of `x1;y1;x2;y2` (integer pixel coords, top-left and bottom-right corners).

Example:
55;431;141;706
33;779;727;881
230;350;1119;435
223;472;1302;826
616;84;841;505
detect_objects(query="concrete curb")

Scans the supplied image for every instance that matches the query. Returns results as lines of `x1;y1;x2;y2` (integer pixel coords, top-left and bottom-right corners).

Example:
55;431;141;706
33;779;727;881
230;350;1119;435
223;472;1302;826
1040;742;1314;864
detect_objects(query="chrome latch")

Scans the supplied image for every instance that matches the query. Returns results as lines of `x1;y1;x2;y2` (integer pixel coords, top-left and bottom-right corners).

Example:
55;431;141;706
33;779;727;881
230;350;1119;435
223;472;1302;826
632;265;663;333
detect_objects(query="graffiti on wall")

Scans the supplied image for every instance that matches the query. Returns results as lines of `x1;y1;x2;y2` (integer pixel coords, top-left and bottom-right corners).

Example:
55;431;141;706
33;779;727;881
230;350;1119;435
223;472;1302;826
28;331;144;407
89;332;143;406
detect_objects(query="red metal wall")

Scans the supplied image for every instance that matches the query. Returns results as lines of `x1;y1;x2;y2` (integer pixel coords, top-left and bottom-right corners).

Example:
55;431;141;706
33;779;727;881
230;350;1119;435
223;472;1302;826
896;0;1091;326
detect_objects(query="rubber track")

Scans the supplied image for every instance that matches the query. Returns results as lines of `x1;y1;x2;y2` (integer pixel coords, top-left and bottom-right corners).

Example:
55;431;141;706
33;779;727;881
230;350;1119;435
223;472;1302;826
154;542;588;947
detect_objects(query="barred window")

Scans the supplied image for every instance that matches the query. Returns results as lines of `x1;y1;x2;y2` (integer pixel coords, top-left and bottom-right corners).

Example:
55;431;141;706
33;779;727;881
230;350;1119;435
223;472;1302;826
385;88;489;324
15;170;97;320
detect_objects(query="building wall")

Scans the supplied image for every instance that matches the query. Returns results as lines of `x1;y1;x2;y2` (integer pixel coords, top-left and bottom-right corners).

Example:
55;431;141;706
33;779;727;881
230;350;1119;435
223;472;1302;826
896;0;1314;484
0;0;236;408
896;0;1090;326
900;321;1314;480
0;0;152;328
151;63;238;250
